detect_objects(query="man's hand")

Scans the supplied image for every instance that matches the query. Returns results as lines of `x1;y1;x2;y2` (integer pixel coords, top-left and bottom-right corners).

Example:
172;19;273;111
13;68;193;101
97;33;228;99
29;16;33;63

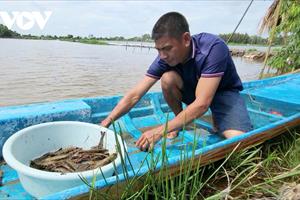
136;127;164;151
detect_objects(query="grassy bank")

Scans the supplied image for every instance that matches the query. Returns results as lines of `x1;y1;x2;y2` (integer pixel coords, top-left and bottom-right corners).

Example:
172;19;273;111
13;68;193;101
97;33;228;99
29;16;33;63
201;129;300;199
77;39;108;45
59;38;108;45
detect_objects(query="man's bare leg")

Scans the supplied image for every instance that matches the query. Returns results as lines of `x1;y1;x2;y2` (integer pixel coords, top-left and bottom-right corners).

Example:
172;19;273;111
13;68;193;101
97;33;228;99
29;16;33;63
223;129;245;138
161;71;184;138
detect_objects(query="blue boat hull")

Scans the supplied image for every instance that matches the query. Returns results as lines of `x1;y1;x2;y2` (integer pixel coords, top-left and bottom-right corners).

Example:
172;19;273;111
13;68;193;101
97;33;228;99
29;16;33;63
0;73;299;199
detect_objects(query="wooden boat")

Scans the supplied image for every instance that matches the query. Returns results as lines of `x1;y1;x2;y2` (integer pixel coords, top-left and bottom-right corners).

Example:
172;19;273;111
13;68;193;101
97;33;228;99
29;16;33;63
0;73;299;199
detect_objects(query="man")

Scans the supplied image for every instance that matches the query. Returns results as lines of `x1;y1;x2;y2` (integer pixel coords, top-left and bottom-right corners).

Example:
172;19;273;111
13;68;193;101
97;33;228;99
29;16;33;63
101;12;252;151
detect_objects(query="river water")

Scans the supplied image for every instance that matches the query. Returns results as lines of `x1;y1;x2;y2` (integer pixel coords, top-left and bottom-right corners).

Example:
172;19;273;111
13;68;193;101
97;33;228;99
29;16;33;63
0;39;263;107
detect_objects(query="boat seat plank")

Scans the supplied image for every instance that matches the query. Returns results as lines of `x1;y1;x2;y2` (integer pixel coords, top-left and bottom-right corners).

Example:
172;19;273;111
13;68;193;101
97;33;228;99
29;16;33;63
248;86;300;105
243;77;300;106
0;100;91;121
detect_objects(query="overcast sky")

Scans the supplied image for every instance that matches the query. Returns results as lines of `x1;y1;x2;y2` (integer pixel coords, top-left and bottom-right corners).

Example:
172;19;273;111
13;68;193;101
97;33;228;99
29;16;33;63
0;0;273;38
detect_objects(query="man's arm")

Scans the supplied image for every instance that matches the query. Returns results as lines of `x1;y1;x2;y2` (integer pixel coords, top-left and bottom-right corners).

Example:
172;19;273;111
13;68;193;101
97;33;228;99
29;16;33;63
164;76;221;131
136;76;221;151
101;76;158;127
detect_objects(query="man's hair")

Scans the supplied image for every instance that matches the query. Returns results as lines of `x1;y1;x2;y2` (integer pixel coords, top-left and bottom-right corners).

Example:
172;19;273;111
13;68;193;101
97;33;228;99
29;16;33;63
152;12;190;41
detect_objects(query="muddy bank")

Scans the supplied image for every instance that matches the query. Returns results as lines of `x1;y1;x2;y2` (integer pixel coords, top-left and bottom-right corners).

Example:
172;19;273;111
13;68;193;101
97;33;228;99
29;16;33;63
230;48;273;62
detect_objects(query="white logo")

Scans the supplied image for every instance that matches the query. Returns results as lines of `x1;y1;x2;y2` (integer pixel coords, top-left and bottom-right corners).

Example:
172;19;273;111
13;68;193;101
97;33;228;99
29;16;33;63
0;11;52;30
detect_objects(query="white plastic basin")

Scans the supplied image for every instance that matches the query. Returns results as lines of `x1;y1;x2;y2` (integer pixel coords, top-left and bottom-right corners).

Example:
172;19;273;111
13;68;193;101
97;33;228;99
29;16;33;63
2;121;125;198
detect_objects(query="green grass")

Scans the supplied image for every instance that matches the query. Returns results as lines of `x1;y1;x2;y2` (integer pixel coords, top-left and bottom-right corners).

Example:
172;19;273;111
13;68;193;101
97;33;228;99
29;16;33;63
83;123;300;200
201;129;300;199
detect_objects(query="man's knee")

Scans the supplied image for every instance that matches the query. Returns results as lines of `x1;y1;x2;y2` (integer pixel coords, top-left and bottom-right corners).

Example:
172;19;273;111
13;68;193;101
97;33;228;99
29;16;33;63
161;71;183;91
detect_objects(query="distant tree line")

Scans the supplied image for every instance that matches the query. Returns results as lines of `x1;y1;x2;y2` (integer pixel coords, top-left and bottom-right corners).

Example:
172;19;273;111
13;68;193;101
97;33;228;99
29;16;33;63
219;33;283;45
0;23;284;45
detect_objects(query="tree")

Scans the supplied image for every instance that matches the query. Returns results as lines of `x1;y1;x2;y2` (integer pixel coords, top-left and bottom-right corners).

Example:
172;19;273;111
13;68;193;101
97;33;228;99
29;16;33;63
0;24;20;38
259;0;300;76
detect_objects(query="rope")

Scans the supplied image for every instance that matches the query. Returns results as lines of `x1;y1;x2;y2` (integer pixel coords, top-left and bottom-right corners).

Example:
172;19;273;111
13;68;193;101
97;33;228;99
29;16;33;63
226;0;254;44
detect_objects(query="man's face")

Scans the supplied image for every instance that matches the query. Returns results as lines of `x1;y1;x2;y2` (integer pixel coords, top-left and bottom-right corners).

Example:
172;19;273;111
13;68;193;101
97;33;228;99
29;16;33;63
154;34;190;66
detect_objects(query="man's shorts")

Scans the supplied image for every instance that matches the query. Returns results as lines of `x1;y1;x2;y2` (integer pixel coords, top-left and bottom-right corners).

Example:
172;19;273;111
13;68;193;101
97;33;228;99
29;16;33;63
178;77;252;134
209;90;253;134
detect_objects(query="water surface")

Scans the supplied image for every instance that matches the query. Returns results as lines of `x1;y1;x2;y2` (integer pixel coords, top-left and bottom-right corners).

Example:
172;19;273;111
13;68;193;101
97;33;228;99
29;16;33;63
0;39;263;106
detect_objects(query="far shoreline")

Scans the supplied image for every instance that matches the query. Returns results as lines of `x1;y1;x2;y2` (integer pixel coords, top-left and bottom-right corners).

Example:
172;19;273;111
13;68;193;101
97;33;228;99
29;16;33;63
0;37;279;62
0;36;276;47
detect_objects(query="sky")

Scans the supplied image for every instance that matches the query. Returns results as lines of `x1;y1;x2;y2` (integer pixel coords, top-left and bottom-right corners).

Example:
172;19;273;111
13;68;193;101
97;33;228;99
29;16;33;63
0;0;273;38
